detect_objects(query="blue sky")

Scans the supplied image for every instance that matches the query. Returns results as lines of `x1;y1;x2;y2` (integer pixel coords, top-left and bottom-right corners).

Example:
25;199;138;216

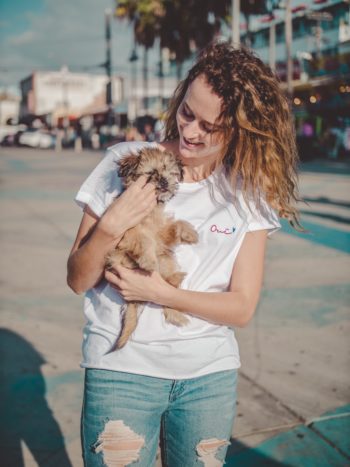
0;0;45;37
0;0;137;95
0;0;326;96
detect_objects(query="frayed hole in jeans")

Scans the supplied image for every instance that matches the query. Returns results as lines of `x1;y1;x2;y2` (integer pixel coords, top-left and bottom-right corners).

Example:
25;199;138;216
196;438;230;467
93;420;145;466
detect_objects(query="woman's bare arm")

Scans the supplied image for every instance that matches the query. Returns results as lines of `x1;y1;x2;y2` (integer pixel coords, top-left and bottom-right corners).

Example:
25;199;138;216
67;176;156;294
105;230;268;327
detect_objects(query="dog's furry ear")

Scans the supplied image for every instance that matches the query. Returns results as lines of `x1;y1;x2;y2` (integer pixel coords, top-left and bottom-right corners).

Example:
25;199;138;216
117;154;140;179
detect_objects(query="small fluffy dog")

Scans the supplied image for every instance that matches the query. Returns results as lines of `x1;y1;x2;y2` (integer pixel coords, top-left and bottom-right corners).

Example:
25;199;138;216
106;147;198;349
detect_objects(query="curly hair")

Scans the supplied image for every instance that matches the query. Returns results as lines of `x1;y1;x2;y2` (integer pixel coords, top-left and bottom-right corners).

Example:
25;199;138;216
164;41;302;229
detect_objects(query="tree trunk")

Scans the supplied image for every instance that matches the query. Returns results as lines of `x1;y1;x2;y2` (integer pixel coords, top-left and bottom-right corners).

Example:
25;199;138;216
143;47;149;113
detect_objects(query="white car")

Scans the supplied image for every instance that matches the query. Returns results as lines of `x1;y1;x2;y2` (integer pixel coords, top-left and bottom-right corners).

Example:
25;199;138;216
19;129;55;149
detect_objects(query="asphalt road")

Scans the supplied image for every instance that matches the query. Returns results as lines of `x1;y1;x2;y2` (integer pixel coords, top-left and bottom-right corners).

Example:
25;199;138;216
0;147;349;466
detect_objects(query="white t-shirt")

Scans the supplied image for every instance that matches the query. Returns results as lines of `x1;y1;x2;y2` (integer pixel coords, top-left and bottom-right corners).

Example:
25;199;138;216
75;141;281;379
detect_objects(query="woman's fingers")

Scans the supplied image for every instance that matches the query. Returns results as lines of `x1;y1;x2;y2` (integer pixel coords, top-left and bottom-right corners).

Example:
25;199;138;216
105;269;121;288
101;175;157;238
131;175;148;190
130;175;155;193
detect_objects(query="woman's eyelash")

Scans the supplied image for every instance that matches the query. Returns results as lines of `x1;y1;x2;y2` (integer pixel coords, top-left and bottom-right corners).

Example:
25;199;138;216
181;106;192;118
202;124;213;132
180;105;215;133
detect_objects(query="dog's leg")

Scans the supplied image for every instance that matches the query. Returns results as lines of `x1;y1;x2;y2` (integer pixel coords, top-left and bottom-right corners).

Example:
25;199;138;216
174;220;199;244
163;272;189;325
121;231;159;272
160;221;198;247
163;306;189;326
115;302;140;349
158;255;189;326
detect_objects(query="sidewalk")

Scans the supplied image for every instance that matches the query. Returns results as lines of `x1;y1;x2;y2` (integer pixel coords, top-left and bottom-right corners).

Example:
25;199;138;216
0;148;349;466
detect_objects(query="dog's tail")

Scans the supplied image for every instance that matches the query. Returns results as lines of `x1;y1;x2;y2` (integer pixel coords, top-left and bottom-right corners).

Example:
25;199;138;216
115;302;142;349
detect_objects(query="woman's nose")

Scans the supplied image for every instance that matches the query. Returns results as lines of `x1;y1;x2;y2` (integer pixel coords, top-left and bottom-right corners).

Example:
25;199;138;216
182;119;201;140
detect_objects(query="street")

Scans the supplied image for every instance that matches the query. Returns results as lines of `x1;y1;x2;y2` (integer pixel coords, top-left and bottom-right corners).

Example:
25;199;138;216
0;147;349;466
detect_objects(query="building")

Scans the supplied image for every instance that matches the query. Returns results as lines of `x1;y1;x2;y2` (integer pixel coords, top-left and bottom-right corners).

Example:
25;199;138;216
0;93;20;125
243;0;350;158
20;68;124;127
124;74;179;121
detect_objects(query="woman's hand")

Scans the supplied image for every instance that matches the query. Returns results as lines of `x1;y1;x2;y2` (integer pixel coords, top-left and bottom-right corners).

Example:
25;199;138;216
98;175;157;240
105;265;171;303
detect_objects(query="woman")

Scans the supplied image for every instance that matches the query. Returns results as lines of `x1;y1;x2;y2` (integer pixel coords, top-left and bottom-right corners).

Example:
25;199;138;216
67;41;300;466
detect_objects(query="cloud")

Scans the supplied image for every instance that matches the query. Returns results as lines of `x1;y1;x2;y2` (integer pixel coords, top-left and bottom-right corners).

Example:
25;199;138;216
0;0;136;92
8;30;38;46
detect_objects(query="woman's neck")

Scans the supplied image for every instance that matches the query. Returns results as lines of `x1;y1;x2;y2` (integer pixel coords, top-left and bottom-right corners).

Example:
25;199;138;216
157;140;219;183
182;165;214;182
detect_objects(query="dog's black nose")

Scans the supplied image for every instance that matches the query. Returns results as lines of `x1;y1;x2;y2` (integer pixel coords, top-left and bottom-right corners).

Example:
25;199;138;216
159;177;168;189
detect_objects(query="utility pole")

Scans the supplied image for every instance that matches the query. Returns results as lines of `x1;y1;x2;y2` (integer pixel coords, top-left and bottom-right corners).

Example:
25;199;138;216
306;11;333;60
105;9;113;129
232;0;240;46
285;0;293;98
158;44;164;115
269;16;276;71
143;48;149;114
129;46;138;122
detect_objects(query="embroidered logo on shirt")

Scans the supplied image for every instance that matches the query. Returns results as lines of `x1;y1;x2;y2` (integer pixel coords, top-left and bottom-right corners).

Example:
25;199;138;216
210;224;236;235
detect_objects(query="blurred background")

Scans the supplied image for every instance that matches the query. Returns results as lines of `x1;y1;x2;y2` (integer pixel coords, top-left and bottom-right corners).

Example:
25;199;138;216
1;1;350;466
0;0;350;159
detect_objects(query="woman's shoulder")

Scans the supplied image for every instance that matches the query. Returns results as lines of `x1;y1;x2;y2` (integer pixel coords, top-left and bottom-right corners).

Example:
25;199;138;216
106;140;157;159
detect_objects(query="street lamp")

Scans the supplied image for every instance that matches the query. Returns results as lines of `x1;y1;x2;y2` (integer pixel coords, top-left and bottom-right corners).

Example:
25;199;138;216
105;8;114;130
129;46;138;121
260;13;279;70
285;0;293;97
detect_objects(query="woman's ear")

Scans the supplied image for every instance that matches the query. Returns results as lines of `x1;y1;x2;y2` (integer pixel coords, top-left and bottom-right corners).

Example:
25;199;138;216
117;154;140;179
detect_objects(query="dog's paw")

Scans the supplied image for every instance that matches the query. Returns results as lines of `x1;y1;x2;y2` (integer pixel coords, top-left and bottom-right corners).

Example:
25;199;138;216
166;271;186;288
180;226;198;244
163;308;189;326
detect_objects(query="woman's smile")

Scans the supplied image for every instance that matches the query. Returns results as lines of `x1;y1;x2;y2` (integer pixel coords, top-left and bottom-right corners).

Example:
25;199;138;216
181;135;204;150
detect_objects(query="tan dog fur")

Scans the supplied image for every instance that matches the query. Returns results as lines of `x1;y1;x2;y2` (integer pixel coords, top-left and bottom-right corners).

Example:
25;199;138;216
106;147;198;349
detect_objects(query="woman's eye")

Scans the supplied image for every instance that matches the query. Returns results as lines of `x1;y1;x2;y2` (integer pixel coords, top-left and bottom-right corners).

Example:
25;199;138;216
202;124;212;133
202;123;216;134
181;106;192;119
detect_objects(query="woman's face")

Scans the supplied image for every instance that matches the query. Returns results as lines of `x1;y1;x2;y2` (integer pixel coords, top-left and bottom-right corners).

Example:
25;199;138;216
176;75;225;166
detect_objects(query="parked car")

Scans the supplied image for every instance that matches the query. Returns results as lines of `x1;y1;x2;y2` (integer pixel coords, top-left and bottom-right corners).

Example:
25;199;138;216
0;124;27;144
18;129;55;149
1;131;23;147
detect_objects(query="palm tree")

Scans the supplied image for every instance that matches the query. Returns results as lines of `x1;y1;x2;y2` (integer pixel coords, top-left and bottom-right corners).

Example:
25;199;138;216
115;0;233;109
115;0;165;113
159;0;231;81
240;0;270;46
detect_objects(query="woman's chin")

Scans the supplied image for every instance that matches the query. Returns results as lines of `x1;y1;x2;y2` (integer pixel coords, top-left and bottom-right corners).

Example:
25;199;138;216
179;143;202;159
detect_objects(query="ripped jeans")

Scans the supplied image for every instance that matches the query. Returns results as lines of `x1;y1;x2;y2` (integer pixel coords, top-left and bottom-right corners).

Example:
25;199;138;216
81;368;237;467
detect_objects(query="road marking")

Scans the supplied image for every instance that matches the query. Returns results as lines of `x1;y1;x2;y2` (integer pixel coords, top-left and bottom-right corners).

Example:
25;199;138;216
281;219;350;254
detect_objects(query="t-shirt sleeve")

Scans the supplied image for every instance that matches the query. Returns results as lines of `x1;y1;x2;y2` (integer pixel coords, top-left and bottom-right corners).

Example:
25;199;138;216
75;147;123;217
247;196;281;237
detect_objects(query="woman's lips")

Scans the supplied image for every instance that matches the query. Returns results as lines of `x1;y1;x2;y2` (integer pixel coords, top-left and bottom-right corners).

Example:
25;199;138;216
182;136;203;149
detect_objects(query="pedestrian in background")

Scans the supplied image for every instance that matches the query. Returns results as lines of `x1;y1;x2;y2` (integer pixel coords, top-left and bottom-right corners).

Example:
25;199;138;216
67;41;301;466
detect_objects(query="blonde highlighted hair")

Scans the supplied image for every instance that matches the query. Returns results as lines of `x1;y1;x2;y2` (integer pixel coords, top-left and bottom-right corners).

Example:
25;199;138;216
164;41;302;228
